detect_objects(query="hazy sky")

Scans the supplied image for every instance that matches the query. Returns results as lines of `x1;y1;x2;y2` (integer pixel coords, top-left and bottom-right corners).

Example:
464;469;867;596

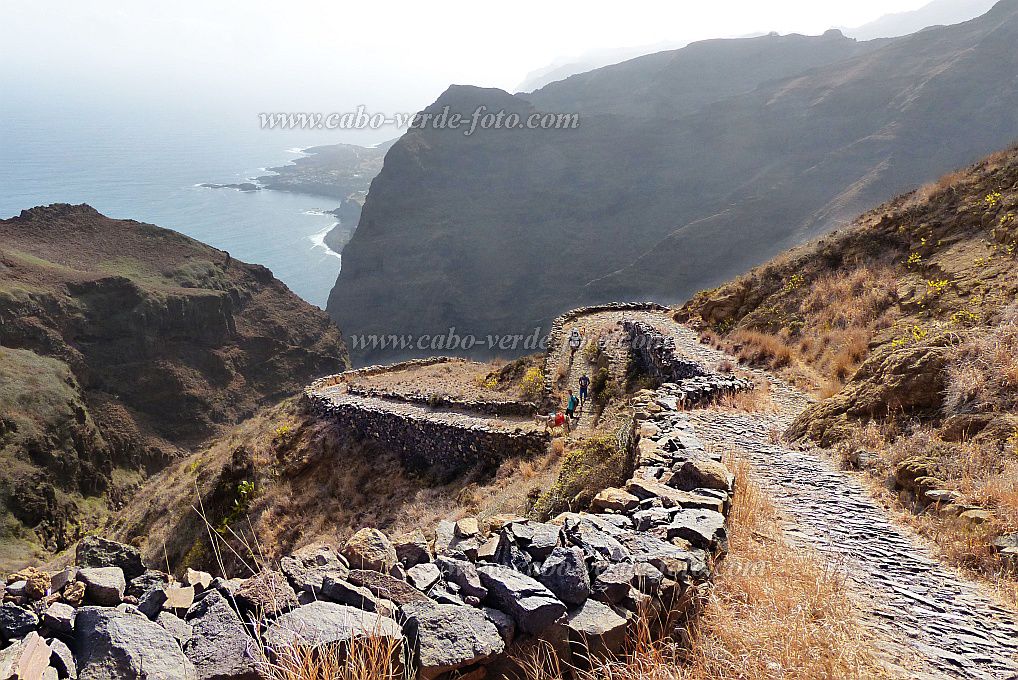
1;0;933;143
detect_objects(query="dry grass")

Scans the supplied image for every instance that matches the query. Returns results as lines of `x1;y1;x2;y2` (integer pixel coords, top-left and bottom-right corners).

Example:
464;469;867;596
717;381;778;414
264;637;406;680
945;304;1018;416
519;456;889;680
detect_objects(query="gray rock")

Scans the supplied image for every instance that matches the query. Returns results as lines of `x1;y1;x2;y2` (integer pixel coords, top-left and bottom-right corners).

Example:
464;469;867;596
75;606;197;680
76;537;146;580
347;570;433;606
434;557;487;600
525;523;562;561
0;632;50;679
263;601;401;653
562;518;630;564
476;565;567;635
342;528;398;573
183;590;261;680
538;547;591;606
401;601;504;678
50;568;78;595
566;599;629;662
393;529;431;568
632;563;665;595
137;586;168;619
0;602;39;639
42;602;76;637
667;509;728;552
406;563;441;593
592;563;635;604
49;637;77;679
493;532;534;574
616;532;692;581
126;570;169;599
233;571;298;618
319;575;386;614
4;581;27;598
156;612;193;648
77;567;126;607
433;521;457;557
482;607;515;645
280;544;348;595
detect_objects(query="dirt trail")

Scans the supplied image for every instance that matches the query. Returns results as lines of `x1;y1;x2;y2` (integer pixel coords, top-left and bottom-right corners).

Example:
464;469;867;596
627;309;1018;680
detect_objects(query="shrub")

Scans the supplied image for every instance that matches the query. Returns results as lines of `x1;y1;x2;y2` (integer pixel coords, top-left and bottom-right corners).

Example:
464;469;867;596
519;366;544;402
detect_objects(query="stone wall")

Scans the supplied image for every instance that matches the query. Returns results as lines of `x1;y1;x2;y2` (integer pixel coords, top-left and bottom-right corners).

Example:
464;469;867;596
303;390;548;479
623;319;708;383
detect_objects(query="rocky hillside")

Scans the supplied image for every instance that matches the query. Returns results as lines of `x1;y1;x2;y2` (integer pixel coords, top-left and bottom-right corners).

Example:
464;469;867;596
330;0;1018;363
0;204;348;570
679;146;1018;571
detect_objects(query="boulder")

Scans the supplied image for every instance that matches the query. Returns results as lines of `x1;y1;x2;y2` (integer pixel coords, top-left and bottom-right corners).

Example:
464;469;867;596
126;571;169;599
347;570;432;606
493;533;533;574
434;557;487;600
263;601;401;653
538;548;591;606
185;569;214;592
562;518;630;564
524;523;562;562
280;544;349;595
625;479;724;512
163;586;196;612
482;607;515;645
42;602;76;637
476;565;567;635
61;582;85;608
406;563;441;593
157;611;193;648
591;488;640;514
401;601;504;679
48;638;76;679
342;529;398;573
455;518;480;539
50;568;78;595
565;599;629;662
137;586;168;619
75;537;146;580
666;459;732;492
591;562;635;605
77;567;126;607
0;632;50;679
75;606;197;680
667;509;728;552
632;563;665;595
319;576;388;615
183;590;262;680
0;603;40;640
8;567;49;601
233;571;297;618
392;530;431;568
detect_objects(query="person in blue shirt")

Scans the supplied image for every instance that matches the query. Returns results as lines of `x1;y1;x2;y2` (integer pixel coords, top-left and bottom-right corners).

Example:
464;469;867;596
578;374;590;405
566;389;580;422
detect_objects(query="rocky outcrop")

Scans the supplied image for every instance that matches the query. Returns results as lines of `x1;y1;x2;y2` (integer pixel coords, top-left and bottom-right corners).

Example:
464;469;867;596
0;205;349;569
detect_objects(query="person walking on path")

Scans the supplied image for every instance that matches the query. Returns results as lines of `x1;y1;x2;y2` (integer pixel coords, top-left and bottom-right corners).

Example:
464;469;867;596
565;389;580;426
568;328;582;359
578;374;590;406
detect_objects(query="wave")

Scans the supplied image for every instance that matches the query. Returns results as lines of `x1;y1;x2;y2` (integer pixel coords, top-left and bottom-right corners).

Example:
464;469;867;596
309;222;342;262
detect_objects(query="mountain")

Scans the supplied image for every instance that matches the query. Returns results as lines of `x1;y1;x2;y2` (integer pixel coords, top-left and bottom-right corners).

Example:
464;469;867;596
515;41;689;92
0;204;348;569
845;0;998;39
328;0;1018;363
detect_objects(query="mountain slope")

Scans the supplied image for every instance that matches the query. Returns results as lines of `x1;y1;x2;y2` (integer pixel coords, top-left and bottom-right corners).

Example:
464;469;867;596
846;0;998;39
329;0;1018;363
0;204;348;569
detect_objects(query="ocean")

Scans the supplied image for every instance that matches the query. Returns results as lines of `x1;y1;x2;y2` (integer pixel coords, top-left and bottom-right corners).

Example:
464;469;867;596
0;98;383;308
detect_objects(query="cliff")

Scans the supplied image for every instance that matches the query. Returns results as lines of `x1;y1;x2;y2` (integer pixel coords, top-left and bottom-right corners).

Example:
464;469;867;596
0;204;348;569
329;0;1018;363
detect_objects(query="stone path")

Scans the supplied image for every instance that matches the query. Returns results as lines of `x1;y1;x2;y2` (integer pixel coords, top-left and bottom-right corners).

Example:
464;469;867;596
631;309;1018;680
544;311;633;432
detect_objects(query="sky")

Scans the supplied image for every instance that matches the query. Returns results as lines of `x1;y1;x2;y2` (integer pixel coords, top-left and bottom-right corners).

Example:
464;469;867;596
1;0;935;145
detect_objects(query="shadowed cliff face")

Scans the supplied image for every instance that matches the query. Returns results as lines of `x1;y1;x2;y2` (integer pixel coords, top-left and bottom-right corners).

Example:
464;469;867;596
329;0;1018;364
0;204;348;568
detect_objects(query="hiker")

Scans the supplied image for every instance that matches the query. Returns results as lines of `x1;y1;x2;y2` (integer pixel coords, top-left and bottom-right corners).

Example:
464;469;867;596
578;374;590;405
568;328;582;358
566;389;579;425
